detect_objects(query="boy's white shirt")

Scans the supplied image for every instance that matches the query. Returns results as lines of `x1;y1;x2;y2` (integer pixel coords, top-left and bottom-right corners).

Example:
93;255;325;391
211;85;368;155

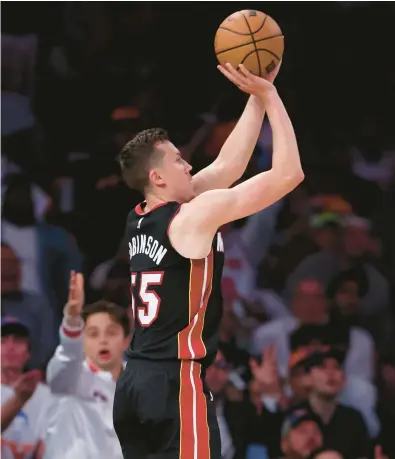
44;320;123;459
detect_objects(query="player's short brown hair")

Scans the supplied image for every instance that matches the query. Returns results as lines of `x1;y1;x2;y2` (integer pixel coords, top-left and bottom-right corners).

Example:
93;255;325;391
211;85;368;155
82;300;130;337
118;128;169;193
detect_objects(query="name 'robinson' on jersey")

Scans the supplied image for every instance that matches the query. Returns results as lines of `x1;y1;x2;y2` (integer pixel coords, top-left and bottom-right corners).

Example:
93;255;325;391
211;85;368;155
125;201;225;368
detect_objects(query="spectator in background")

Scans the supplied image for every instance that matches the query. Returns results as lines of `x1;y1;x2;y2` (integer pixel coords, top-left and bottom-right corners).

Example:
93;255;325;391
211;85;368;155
309;449;344;459
287;347;379;438
284;212;392;351
218;299;252;379
326;267;376;370
295;348;371;459
2;243;58;367
1;317;52;459
252;278;375;382
288;349;314;404
206;351;239;459
279;409;323;459
349;117;395;189
206;350;282;459
2;174;82;321
376;354;395;459
44;272;129;459
260;186;316;293
90;259;130;309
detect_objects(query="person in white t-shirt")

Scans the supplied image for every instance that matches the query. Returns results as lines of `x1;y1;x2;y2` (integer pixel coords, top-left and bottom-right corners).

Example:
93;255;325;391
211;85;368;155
1;317;52;459
43;271;130;459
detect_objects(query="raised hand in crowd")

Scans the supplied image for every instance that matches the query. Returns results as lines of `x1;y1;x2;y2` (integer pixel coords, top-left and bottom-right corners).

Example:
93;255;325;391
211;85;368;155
63;270;85;327
250;345;282;397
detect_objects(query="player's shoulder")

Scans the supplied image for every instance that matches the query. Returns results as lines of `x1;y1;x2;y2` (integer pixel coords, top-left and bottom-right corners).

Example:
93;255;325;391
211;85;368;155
128;201;180;222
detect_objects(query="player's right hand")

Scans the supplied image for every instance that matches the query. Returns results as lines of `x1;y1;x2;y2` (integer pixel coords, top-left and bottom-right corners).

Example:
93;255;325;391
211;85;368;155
13;369;43;403
217;62;279;99
64;270;85;325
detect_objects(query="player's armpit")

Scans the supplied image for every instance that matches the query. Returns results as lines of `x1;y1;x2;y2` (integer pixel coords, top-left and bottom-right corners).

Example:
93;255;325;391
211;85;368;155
169;168;303;259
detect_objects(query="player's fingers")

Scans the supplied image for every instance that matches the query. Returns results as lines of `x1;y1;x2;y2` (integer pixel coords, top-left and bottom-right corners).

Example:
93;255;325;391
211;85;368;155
217;65;243;87
238;64;252;79
217;64;236;81
225;63;248;83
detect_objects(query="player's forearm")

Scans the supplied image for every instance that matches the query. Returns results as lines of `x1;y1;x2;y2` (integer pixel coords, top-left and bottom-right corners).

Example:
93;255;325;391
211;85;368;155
1;394;26;432
224;92;303;220
265;90;303;178
214;95;266;183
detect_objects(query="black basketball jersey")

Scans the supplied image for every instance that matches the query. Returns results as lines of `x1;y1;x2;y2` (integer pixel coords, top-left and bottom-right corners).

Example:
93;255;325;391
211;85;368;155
125;201;225;368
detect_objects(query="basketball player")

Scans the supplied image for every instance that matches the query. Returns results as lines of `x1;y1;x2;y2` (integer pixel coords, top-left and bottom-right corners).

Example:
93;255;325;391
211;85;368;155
113;62;303;459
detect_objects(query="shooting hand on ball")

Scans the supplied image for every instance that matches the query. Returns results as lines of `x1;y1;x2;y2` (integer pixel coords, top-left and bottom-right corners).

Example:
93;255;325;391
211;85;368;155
217;62;280;99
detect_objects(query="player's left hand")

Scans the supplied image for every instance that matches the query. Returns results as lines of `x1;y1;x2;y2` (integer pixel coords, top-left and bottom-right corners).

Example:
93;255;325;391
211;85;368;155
217;62;280;99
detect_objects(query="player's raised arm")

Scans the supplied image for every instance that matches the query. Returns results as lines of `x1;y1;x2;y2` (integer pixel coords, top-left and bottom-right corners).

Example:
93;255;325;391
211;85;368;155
191;64;280;194
169;79;303;259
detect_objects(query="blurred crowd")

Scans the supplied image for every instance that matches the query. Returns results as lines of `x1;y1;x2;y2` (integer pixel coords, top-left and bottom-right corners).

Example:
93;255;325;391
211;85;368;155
1;2;395;459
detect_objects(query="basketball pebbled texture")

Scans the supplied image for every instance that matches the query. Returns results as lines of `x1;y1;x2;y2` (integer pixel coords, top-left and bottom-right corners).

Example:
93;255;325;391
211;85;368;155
214;10;284;78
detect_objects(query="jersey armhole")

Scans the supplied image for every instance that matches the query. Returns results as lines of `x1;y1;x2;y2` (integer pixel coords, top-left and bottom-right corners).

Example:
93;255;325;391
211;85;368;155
166;204;183;237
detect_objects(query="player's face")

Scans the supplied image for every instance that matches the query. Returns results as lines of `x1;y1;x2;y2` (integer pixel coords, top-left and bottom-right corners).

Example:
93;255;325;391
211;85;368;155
310;358;345;398
154;141;195;203
84;313;129;372
1;334;30;370
282;421;322;458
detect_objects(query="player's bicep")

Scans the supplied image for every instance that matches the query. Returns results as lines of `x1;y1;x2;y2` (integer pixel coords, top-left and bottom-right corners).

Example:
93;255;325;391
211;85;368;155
188;169;290;228
169;169;298;258
168;189;234;258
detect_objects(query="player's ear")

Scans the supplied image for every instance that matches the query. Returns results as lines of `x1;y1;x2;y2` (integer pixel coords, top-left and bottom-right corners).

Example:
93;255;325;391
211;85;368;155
148;168;165;188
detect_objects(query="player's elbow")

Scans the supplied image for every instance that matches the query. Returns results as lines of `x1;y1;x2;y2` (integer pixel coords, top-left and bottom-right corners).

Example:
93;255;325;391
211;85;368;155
288;170;304;190
292;167;305;184
281;165;304;186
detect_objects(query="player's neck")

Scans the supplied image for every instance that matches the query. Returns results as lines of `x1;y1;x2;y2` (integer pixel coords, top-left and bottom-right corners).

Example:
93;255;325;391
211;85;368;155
1;367;23;385
144;192;176;212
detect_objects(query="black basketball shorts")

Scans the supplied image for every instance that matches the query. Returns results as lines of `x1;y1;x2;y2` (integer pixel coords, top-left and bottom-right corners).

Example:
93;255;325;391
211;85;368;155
113;359;221;459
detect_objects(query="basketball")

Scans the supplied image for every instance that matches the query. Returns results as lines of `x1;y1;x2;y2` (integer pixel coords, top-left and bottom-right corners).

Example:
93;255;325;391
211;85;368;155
214;10;284;78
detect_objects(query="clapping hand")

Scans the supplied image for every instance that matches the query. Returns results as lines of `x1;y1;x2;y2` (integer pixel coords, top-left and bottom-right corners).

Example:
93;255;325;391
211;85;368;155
13;370;42;403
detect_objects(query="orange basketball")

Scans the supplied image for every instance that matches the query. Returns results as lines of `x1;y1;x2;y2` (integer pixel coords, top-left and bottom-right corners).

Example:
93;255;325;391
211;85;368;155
214;10;284;78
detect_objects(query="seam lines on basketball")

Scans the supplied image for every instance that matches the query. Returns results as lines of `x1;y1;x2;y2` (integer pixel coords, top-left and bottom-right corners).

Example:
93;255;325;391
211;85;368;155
219;14;267;36
241;48;281;67
216;34;283;56
241;12;262;77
